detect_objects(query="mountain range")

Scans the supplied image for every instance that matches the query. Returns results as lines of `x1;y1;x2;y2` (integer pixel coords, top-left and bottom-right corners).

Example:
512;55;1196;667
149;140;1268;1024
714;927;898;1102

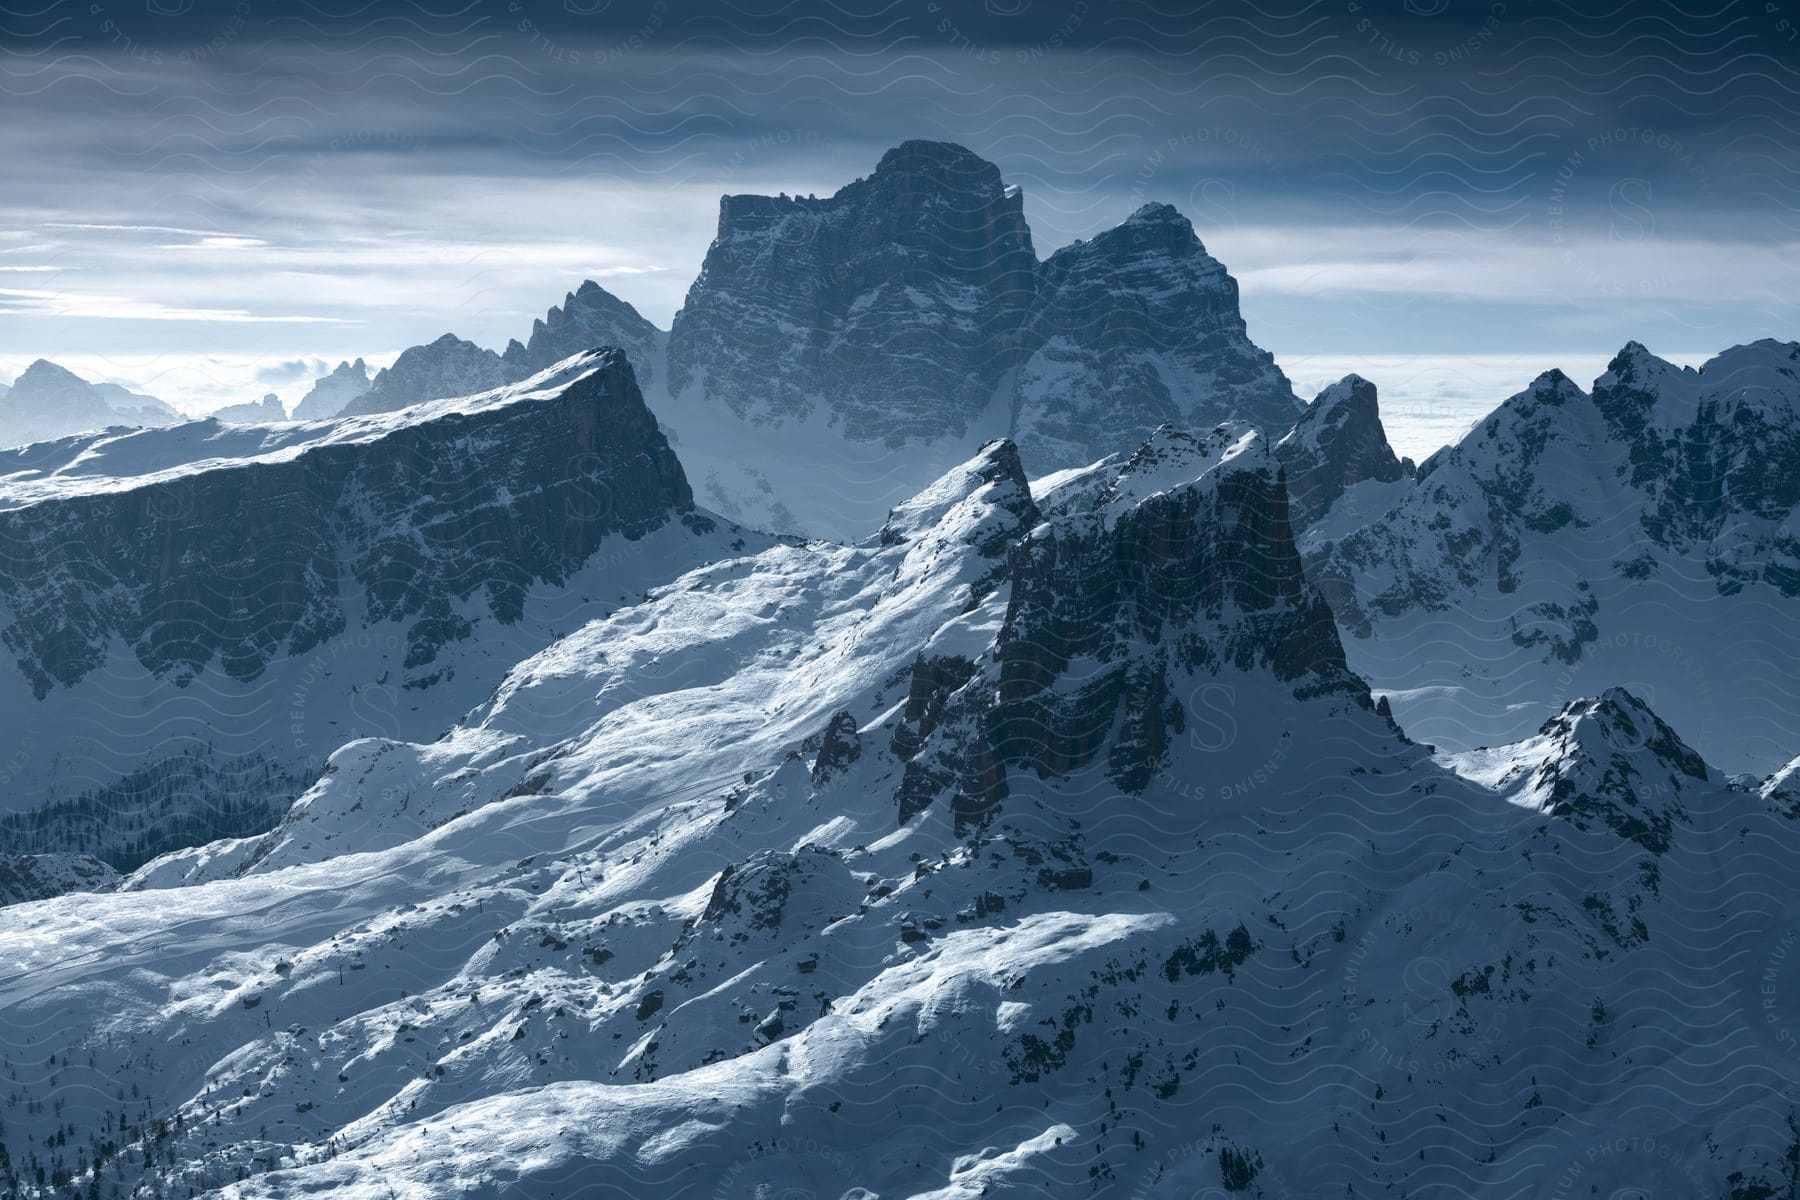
309;142;1298;540
1309;339;1800;773
0;138;1795;1198
0;414;1795;1198
0;360;182;447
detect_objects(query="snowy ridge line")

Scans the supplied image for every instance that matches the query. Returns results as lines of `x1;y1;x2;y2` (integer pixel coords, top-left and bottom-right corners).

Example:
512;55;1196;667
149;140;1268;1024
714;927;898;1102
0;352;613;508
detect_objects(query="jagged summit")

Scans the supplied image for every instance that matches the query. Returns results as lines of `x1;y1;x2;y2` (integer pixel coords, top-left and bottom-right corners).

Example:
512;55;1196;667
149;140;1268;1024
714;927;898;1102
503;280;664;385
339;331;512;417
1446;687;1709;855
1275;374;1406;530
293;356;372;420
1315;334;1800;772
1012;203;1299;475
877;435;1037;551
1124;200;1184;223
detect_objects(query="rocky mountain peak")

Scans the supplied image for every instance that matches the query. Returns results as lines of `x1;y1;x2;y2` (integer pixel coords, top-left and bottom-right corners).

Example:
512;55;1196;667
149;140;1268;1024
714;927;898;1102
13;359;89;391
1275;374;1406;529
990;423;1361;793
1510;688;1708;854
670;141;1037;446
1011;204;1299;475
1087;201;1210;260
293;357;373;420
339;332;511;417
867;138;1007;193
503;280;663;384
213;392;289;423
877;436;1038;555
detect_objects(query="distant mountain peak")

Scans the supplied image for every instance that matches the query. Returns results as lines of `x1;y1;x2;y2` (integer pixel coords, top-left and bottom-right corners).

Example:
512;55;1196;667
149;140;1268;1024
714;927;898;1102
293;357;373;420
15;359;89;389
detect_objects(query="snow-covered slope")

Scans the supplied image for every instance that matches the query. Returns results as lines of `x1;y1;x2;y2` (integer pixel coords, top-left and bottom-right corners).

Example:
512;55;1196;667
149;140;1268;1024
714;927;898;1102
1;427;1794;1197
0;360;181;448
0;350;762;868
1308;340;1800;774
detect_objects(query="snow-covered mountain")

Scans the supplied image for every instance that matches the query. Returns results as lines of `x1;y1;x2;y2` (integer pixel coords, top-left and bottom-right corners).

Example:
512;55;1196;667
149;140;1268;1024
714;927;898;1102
660;142;1298;537
332;141;1296;540
503;279;665;390
292;358;371;421
211;392;289;423
1275;372;1412;535
340;286;668;423
1013;202;1299;474
0;350;761;869
1;422;1795;1197
0;360;181;447
338;334;514;418
1305;339;1800;774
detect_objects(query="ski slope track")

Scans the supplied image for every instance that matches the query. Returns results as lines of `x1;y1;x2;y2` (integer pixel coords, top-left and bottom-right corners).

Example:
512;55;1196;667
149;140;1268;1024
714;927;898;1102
0;425;1795;1197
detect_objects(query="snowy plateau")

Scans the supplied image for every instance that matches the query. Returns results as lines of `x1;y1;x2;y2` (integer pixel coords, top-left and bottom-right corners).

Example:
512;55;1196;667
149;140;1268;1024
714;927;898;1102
0;141;1796;1199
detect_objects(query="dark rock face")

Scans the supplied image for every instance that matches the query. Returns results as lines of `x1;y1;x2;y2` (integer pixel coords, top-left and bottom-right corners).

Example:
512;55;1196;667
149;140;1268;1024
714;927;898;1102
884;425;1365;830
339;333;513;417
503;280;664;391
1013;204;1300;473
293;358;371;420
0;351;693;695
0;853;119;905
1274;374;1406;530
809;710;862;786
668;139;1040;444
1595;340;1800;594
991;426;1359;794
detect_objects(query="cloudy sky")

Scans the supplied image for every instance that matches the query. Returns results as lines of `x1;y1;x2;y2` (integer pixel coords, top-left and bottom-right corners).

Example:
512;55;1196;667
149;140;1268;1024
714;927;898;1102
2;0;1796;454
